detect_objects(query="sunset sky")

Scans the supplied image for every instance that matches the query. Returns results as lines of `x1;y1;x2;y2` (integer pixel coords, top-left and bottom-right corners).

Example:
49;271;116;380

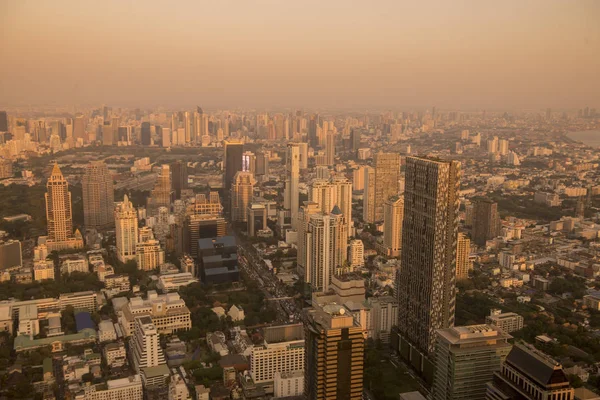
1;0;599;110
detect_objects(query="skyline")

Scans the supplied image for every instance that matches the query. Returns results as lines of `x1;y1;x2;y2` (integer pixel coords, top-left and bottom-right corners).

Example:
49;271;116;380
1;0;599;110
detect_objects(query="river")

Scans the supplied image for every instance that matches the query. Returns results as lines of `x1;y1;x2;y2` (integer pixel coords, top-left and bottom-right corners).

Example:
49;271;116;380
567;130;600;147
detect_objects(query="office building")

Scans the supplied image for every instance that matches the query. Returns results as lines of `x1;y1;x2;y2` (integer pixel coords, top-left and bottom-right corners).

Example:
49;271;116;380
45;164;83;252
304;306;364;400
58;291;98;313
274;371;304;398
119;291;191;337
352;166;366;191
250;323;304;387
433;325;512;400
308;114;319;148
455;233;472;280
363;153;400;223
171;161;188;200
33;259;55;282
297;202;322;279
0;111;7;132
383;195;403;257
369;296;398;343
325;132;335;166
486;344;574;400
81;375;143;400
140;122;151;145
188;192;223;215
285;143;300;229
82;161;115;230
472;199;501;246
308;177;352;241
231;171;255;222
129;316;170;387
485;309;524;333
350;129;361;151
247;203;268;237
223;139;244;191
148;164;172;214
135;230;164;271
184;214;226;259
348;239;364;269
396;157;460;379
115;195;138;263
304;209;347;293
197;236;240;284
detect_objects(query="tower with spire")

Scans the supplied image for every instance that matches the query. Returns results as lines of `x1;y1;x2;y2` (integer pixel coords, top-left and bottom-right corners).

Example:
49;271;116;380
45;163;84;251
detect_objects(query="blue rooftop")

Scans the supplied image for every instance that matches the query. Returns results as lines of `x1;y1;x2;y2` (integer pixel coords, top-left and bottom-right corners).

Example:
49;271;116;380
75;312;95;332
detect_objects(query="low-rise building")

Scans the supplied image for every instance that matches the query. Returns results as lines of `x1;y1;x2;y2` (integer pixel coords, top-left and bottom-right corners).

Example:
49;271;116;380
485;309;524;333
119;291;191;337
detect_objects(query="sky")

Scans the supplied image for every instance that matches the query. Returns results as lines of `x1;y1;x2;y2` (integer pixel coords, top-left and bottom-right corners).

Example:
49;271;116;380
1;0;599;110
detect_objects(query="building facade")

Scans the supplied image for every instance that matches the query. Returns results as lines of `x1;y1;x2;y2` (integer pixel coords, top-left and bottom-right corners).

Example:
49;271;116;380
82;161;115;230
114;195;138;263
383;195;403;257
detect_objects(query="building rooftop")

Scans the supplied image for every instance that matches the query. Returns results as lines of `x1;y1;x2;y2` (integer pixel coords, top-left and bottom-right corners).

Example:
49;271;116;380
505;344;569;388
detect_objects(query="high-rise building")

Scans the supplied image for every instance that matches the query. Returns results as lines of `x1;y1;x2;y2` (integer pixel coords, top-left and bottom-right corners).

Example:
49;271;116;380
82;161;115;230
255;151;269;176
223;140;244;192
304;209;347;292
45;164;83;252
115;195;138;263
363;153;400;223
308;177;352;241
304;307;364;400
0;111;8;132
140;122;151;145
383;195;403;257
184;214;226;259
433;325;512;400
472;198;501;246
136;229;164;271
148;165;172;214
455;233;472;280
486;344;574;400
350;129;361;151
308;114;319;148
0;240;22;269
396;157;460;379
348;239;364;269
171;161;188;200
130;315;169;387
231;171;256;222
73;116;85;142
325;132;335;166
297;202;322;279
285;144;300;229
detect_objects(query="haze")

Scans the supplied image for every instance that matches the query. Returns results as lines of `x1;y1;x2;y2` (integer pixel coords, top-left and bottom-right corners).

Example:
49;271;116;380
1;0;599;110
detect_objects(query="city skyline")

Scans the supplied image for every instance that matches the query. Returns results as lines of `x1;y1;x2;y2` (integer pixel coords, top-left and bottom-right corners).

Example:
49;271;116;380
1;1;599;110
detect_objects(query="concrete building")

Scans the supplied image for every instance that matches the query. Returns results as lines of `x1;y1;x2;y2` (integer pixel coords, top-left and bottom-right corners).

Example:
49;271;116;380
115;195;138;263
82;161;115;230
472;199;501;246
33;259;55;282
147;164;172;214
485;309;524;333
0;240;22;269
223;139;244;192
247;203;268;237
383;195;403;257
455;233;472;280
231;171;256;223
80;374;143;400
130;316;169;387
274;370;304;398
250;323;304;389
486;344;574;400
285;143;300;229
348;239;364;269
369;296;398;343
304;306;364;400
45;164;83;252
119;291;191;337
433;325;512;400
60;255;88;275
135;233;165;271
396;157;460;380
197;236;240;284
363;153;400;223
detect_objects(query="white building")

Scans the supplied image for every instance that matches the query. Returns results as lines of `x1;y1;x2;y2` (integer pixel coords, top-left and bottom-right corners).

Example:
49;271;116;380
369;296;398;343
228;305;245;322
168;373;191;400
274;370;304;398
119;291;191;337
60;256;88;275
104;342;127;369
33;259;55;282
98;320;117;343
485;309;524;333
157;273;198;292
348;239;364;269
115;195;138;263
81;374;143;400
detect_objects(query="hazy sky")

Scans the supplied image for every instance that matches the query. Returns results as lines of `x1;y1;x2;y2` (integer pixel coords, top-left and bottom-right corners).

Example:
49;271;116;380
1;0;599;110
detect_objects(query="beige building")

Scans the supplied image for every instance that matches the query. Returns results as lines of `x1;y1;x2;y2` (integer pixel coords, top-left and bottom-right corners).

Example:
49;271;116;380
33;259;55;282
383;195;403;257
82;161;115;230
119;291;191;337
231;171;256;222
348;239;364;269
147;164;172;214
135;232;164;271
45;164;83;252
363;153;400;223
115;195;138;263
81;374;143;400
485;309;524;333
285;143;300;229
296;202;322;278
455;233;472;280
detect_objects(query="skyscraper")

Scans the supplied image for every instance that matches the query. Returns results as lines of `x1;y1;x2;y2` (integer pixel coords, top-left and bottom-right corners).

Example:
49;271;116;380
0;111;7;132
308;114;319;148
140;122;151;145
231;171;256;222
304;208;347;292
115;195;138;263
285;144;300;229
363;153;400;223
45;164;83;252
171;161;188;200
304;306;364;400
455;233;472;280
349;128;361;151
396;157;460;379
472;198;501;246
82;161;115;230
325;131;335;166
486;344;574;400
130;316;168;387
383;195;403;257
223;139;244;192
73;116;86;142
432;325;512;400
147;165;172;214
297;202;321;280
308;177;352;242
